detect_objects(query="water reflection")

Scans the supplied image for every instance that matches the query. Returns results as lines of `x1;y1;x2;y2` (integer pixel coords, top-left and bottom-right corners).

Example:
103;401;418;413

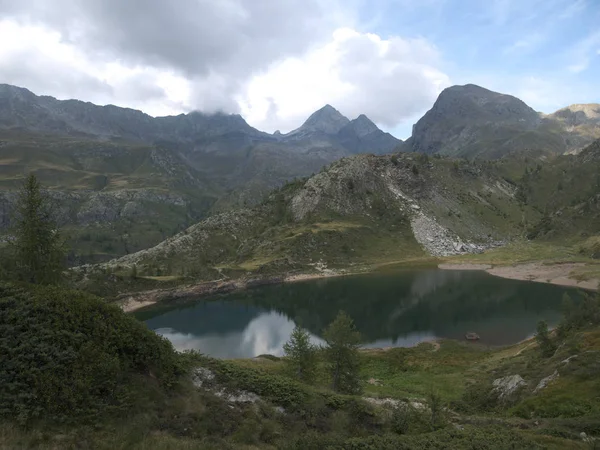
140;269;579;358
153;311;324;358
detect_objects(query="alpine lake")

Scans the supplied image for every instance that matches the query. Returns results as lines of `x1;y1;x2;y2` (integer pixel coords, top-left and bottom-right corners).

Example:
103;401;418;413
136;268;581;358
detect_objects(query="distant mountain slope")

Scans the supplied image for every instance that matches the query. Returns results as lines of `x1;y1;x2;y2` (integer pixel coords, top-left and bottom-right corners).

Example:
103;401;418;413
547;104;600;154
404;84;597;159
277;105;401;155
0;84;401;262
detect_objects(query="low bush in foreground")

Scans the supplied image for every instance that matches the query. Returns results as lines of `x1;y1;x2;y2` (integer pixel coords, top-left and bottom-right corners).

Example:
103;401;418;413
0;283;182;425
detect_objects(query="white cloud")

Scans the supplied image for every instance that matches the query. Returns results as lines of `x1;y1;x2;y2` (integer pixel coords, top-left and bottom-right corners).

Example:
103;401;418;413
240;28;450;132
566;30;600;73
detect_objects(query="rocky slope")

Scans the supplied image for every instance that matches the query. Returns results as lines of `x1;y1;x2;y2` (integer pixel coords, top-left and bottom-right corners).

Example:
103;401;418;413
404;84;598;159
547;103;600;154
103;152;530;278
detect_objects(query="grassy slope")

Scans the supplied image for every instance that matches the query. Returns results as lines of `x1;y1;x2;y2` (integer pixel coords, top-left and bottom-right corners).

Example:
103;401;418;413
96;154;537;283
0;131;219;263
4;326;597;448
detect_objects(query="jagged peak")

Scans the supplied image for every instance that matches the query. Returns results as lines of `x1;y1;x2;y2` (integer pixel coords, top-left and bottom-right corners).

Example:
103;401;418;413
299;104;350;134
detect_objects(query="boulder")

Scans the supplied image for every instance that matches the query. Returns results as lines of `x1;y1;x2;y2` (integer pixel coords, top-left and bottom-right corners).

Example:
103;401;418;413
492;375;527;400
534;370;559;393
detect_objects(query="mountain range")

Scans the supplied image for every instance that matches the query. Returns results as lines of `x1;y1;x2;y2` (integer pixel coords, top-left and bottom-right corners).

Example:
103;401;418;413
0;82;599;264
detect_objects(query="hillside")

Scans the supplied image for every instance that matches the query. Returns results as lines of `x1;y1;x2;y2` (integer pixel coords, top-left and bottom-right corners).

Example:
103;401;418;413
404;84;598;159
100;152;534;280
3;282;599;449
0;84;399;262
87;137;600;292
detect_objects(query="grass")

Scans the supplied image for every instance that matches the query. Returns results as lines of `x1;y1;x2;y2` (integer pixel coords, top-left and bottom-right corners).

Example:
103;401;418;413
447;240;595;266
140;275;182;282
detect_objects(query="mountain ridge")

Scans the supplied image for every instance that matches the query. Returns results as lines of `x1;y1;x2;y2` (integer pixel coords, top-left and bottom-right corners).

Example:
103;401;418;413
404;84;598;158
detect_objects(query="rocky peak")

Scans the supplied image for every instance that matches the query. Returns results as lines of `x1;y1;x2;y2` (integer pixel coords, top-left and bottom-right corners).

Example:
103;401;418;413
348;114;379;137
0;83;36;101
432;84;539;123
298;104;350;135
407;84;543;158
551;104;600;126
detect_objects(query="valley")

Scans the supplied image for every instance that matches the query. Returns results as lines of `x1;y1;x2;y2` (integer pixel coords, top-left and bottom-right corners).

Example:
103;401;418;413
3;2;600;448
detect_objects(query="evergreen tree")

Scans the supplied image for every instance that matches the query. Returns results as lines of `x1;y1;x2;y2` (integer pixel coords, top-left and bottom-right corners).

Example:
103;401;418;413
323;311;362;394
283;325;318;383
9;174;65;285
535;320;556;358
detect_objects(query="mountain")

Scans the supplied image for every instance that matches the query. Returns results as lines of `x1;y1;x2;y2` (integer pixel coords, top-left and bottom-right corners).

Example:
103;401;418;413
101;152;528;279
404;84;598;159
0;84;400;263
98;138;600;282
337;115;401;154
547;103;600;154
278;104;401;155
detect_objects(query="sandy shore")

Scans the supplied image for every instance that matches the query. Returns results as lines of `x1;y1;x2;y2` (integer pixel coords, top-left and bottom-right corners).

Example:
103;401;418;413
440;262;598;291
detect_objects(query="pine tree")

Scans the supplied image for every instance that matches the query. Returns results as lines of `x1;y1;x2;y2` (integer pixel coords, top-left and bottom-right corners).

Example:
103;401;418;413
323;311;362;394
535;320;556;358
9;174;65;285
283;325;318;383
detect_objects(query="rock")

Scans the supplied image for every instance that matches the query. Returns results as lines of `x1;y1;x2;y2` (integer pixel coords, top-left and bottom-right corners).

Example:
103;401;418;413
192;367;215;388
465;332;480;341
534;370;559;393
492;375;527;400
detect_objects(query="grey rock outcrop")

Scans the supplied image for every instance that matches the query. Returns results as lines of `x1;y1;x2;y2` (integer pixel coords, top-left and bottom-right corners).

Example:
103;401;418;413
534;370;559;393
492;375;527;401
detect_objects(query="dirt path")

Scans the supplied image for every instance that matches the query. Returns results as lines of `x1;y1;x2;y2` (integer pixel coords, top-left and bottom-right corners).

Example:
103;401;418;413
439;262;598;291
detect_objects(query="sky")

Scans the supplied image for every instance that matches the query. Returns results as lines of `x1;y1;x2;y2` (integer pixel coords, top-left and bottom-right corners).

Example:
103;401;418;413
0;0;598;139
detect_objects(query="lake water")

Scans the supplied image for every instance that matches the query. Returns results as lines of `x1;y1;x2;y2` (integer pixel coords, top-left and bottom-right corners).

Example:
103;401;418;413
137;269;579;358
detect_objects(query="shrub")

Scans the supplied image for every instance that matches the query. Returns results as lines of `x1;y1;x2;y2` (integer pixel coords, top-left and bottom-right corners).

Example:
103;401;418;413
0;283;182;424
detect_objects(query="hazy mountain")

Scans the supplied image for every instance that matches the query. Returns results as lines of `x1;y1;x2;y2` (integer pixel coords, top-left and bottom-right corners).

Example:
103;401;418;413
403;84;598;159
277;104;401;155
547;103;600;154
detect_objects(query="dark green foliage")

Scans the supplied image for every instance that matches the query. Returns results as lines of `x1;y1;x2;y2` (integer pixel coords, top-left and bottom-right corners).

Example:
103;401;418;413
323;311;362;395
427;390;446;430
284;426;540;449
0;283;182;424
284;326;318;383
535;320;557;357
557;292;600;337
8;174;66;284
515;183;528;205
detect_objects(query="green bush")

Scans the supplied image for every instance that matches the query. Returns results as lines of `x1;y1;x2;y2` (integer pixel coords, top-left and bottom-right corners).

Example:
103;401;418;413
0;283;182;424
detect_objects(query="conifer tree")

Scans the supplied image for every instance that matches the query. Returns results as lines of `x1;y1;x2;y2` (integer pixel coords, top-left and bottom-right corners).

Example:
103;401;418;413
283;325;318;383
9;174;65;284
323;311;362;394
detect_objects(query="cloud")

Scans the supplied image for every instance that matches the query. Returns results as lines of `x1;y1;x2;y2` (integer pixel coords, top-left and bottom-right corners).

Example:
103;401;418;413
0;0;350;114
567;30;600;73
241;28;450;132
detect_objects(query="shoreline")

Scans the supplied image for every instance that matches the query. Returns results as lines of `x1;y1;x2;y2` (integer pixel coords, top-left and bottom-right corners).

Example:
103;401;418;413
120;259;598;313
120;270;346;313
439;262;599;291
